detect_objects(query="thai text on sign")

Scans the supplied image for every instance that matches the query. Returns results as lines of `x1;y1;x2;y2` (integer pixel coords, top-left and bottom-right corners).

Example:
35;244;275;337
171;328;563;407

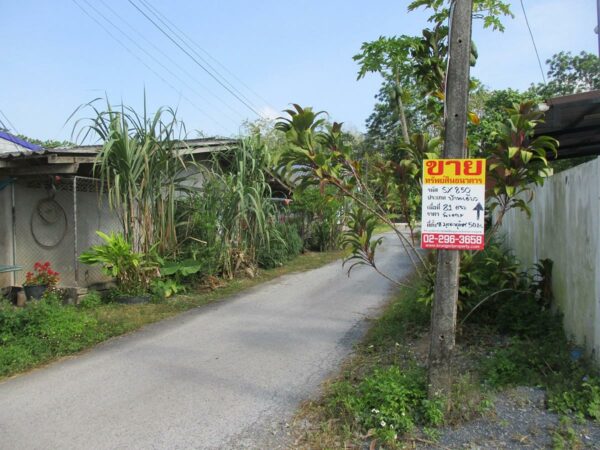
421;159;486;251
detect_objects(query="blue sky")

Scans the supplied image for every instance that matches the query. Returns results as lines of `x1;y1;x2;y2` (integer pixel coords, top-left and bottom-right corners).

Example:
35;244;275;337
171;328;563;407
1;0;597;142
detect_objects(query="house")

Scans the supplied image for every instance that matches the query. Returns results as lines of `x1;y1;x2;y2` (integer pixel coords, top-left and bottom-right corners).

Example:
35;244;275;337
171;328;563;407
0;132;237;290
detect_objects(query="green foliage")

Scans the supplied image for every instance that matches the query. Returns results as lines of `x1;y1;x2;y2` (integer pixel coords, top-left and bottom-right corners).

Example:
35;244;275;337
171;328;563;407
257;222;303;269
486;102;558;228
419;237;520;313
366;133;440;240
327;366;443;443
482;329;600;424
74;96;188;255
159;259;203;278
177;135;289;279
551;416;583;450
277;104;424;281
291;186;343;252
532;51;600;98
0;298;103;377
469;88;539;152
79;291;103;309
176;177;224;277
151;279;185;299
342;208;383;275
79;231;157;295
16;135;74;149
408;0;513;32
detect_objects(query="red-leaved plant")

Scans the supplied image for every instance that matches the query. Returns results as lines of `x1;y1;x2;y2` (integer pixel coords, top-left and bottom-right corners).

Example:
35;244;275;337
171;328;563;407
24;261;60;287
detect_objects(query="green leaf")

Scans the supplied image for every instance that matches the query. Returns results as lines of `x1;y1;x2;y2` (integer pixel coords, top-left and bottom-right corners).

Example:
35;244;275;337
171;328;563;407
520;150;533;164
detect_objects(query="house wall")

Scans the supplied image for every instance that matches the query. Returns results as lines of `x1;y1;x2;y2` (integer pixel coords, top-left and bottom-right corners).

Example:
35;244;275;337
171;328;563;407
0;184;14;286
500;158;600;364
0;180;121;289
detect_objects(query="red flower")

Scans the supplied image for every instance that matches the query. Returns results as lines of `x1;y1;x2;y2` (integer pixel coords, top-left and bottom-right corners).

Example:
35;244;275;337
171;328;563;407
23;261;60;287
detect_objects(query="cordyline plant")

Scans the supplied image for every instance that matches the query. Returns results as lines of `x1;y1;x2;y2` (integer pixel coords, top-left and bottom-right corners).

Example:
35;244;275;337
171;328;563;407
275;101;557;289
486;101;558;232
276;105;426;285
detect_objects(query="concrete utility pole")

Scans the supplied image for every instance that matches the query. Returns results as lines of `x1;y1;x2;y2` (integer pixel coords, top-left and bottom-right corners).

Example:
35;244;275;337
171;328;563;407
596;0;600;57
428;0;474;401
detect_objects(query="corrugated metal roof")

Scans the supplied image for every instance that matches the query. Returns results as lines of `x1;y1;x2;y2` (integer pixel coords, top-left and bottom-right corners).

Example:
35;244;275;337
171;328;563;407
0;131;43;155
0;138;238;161
536;90;600;160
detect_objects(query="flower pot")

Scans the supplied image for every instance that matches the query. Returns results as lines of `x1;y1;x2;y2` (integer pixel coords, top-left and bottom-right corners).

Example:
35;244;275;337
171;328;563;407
116;294;151;305
23;285;48;301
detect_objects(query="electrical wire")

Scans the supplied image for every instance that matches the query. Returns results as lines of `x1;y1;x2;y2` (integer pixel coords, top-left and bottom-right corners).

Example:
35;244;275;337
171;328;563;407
138;0;275;113
126;0;264;118
71;0;233;136
0;110;20;135
95;0;248;123
520;0;547;84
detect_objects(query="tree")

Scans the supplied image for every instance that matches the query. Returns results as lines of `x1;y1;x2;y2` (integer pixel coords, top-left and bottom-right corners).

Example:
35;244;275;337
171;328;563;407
353;36;419;143
531;51;600;98
469;87;538;153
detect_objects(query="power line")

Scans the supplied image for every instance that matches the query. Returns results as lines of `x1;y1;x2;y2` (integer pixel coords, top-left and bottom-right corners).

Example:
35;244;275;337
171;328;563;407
138;0;275;112
520;0;547;85
71;0;233;136
127;0;264;118
95;0;248;123
0;110;20;135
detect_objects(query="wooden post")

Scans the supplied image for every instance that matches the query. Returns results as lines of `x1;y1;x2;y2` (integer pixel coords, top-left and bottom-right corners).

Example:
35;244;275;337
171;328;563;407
428;0;474;401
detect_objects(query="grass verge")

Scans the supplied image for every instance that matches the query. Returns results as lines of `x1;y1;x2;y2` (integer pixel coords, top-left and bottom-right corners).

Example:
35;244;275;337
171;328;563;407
291;268;600;449
0;250;344;381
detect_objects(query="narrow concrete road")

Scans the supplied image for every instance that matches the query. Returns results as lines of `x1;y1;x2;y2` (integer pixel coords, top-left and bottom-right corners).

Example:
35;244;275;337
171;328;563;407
0;233;412;450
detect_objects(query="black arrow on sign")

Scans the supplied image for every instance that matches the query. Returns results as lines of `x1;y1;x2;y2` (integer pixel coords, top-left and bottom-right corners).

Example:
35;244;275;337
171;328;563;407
473;202;484;220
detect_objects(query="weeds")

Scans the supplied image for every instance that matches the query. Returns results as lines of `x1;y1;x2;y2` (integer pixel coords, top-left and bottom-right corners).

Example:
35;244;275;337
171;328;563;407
0;250;343;380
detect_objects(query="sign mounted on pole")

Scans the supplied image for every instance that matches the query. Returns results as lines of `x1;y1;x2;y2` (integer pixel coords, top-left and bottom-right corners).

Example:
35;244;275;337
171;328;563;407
421;159;486;251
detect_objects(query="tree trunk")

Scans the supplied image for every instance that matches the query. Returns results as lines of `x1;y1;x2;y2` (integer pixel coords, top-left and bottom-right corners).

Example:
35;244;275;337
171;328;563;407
427;0;474;403
395;73;410;143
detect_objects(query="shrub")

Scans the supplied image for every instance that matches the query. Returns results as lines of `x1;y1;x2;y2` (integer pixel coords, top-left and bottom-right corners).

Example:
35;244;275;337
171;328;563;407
79;291;103;309
0;298;103;377
327;366;443;443
291;186;343;251
257;222;303;269
79;231;157;295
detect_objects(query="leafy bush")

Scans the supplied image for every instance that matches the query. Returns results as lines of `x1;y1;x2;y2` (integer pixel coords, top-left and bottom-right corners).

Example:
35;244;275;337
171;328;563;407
257;222;303;269
151;279;185;299
549;377;600;421
0;298;103;377
79;231;157;295
178;136;285;278
79;291;103;309
176;181;223;277
327;366;443;443
291;186;343;252
417;235;555;335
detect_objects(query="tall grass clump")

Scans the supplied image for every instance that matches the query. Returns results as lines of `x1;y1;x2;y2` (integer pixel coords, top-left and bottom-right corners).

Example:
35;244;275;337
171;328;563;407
74;97;189;255
177;135;296;278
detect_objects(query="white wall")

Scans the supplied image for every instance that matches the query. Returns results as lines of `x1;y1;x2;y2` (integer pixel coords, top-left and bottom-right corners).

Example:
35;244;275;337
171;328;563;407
500;158;600;363
0;181;121;288
0;185;14;286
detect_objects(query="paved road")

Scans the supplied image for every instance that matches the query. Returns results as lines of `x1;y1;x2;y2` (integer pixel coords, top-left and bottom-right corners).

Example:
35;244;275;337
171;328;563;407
0;233;412;449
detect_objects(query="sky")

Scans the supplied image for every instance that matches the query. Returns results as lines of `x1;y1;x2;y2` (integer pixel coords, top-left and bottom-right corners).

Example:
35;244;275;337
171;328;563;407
1;0;598;143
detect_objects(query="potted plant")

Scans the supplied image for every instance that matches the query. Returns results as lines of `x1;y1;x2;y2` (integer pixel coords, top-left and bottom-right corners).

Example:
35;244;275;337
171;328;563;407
23;261;60;300
79;231;157;304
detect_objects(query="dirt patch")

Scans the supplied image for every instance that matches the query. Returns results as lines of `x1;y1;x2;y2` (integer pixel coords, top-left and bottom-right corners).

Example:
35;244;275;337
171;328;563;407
414;387;600;449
